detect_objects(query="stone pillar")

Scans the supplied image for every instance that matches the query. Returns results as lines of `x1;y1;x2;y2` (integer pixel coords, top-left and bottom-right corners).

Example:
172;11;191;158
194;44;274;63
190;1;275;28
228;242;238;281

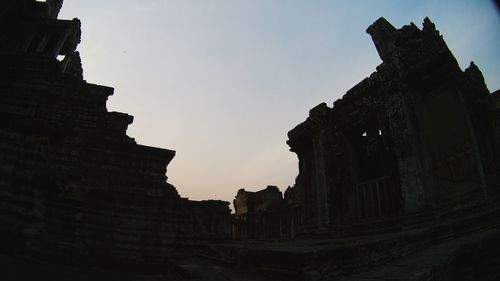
312;131;330;228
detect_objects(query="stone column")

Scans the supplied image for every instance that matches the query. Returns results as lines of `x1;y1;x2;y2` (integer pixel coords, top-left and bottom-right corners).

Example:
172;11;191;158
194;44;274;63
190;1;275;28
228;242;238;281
312;130;330;228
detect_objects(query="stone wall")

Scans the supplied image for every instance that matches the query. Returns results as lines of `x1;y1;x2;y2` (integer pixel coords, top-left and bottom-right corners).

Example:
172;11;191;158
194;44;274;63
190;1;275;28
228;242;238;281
232;186;294;240
0;0;209;273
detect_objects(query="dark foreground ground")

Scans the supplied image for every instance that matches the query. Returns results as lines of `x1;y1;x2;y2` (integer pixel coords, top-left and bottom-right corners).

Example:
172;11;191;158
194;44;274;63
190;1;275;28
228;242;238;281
1;226;499;281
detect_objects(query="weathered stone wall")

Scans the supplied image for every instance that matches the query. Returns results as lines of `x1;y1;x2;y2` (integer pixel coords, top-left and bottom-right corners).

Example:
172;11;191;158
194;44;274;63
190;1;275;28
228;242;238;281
232;186;293;240
287;17;499;238
0;0;200;272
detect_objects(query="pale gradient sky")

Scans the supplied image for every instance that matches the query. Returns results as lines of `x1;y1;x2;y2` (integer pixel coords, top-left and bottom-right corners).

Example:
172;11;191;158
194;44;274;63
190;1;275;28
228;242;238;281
59;1;500;205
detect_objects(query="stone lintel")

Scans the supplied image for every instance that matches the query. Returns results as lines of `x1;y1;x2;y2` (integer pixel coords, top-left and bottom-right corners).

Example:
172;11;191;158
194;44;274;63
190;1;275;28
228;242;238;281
135;144;176;167
108;111;134;125
83;83;114;97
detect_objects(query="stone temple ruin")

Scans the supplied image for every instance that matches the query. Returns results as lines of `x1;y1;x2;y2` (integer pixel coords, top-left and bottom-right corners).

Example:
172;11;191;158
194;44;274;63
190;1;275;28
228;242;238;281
232;17;499;241
229;17;500;280
1;1;499;280
285;16;500;237
0;0;231;279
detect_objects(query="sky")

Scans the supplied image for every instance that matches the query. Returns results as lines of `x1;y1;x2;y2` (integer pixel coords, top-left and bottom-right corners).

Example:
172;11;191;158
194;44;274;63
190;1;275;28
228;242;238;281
59;1;500;206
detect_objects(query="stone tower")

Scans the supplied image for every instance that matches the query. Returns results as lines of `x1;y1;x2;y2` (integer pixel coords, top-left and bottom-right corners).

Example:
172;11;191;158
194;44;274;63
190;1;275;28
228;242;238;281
0;0;196;274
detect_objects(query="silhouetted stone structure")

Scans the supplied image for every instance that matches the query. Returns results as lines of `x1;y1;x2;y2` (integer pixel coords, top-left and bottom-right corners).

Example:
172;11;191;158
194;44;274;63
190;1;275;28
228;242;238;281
183;199;232;240
220;17;500;281
287;17;499;238
0;0;231;277
2;1;499;280
230;18;500;246
232;186;286;239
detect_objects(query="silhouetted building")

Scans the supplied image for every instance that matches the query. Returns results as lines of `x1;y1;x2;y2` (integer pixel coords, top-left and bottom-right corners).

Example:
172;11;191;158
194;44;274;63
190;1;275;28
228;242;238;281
0;0;230;276
183;199;232;240
231;18;499;242
232;186;288;239
286;17;499;238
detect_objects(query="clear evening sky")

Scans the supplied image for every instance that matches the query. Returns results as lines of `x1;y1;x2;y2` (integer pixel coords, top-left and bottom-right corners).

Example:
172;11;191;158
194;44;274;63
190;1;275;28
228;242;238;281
59;1;500;205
